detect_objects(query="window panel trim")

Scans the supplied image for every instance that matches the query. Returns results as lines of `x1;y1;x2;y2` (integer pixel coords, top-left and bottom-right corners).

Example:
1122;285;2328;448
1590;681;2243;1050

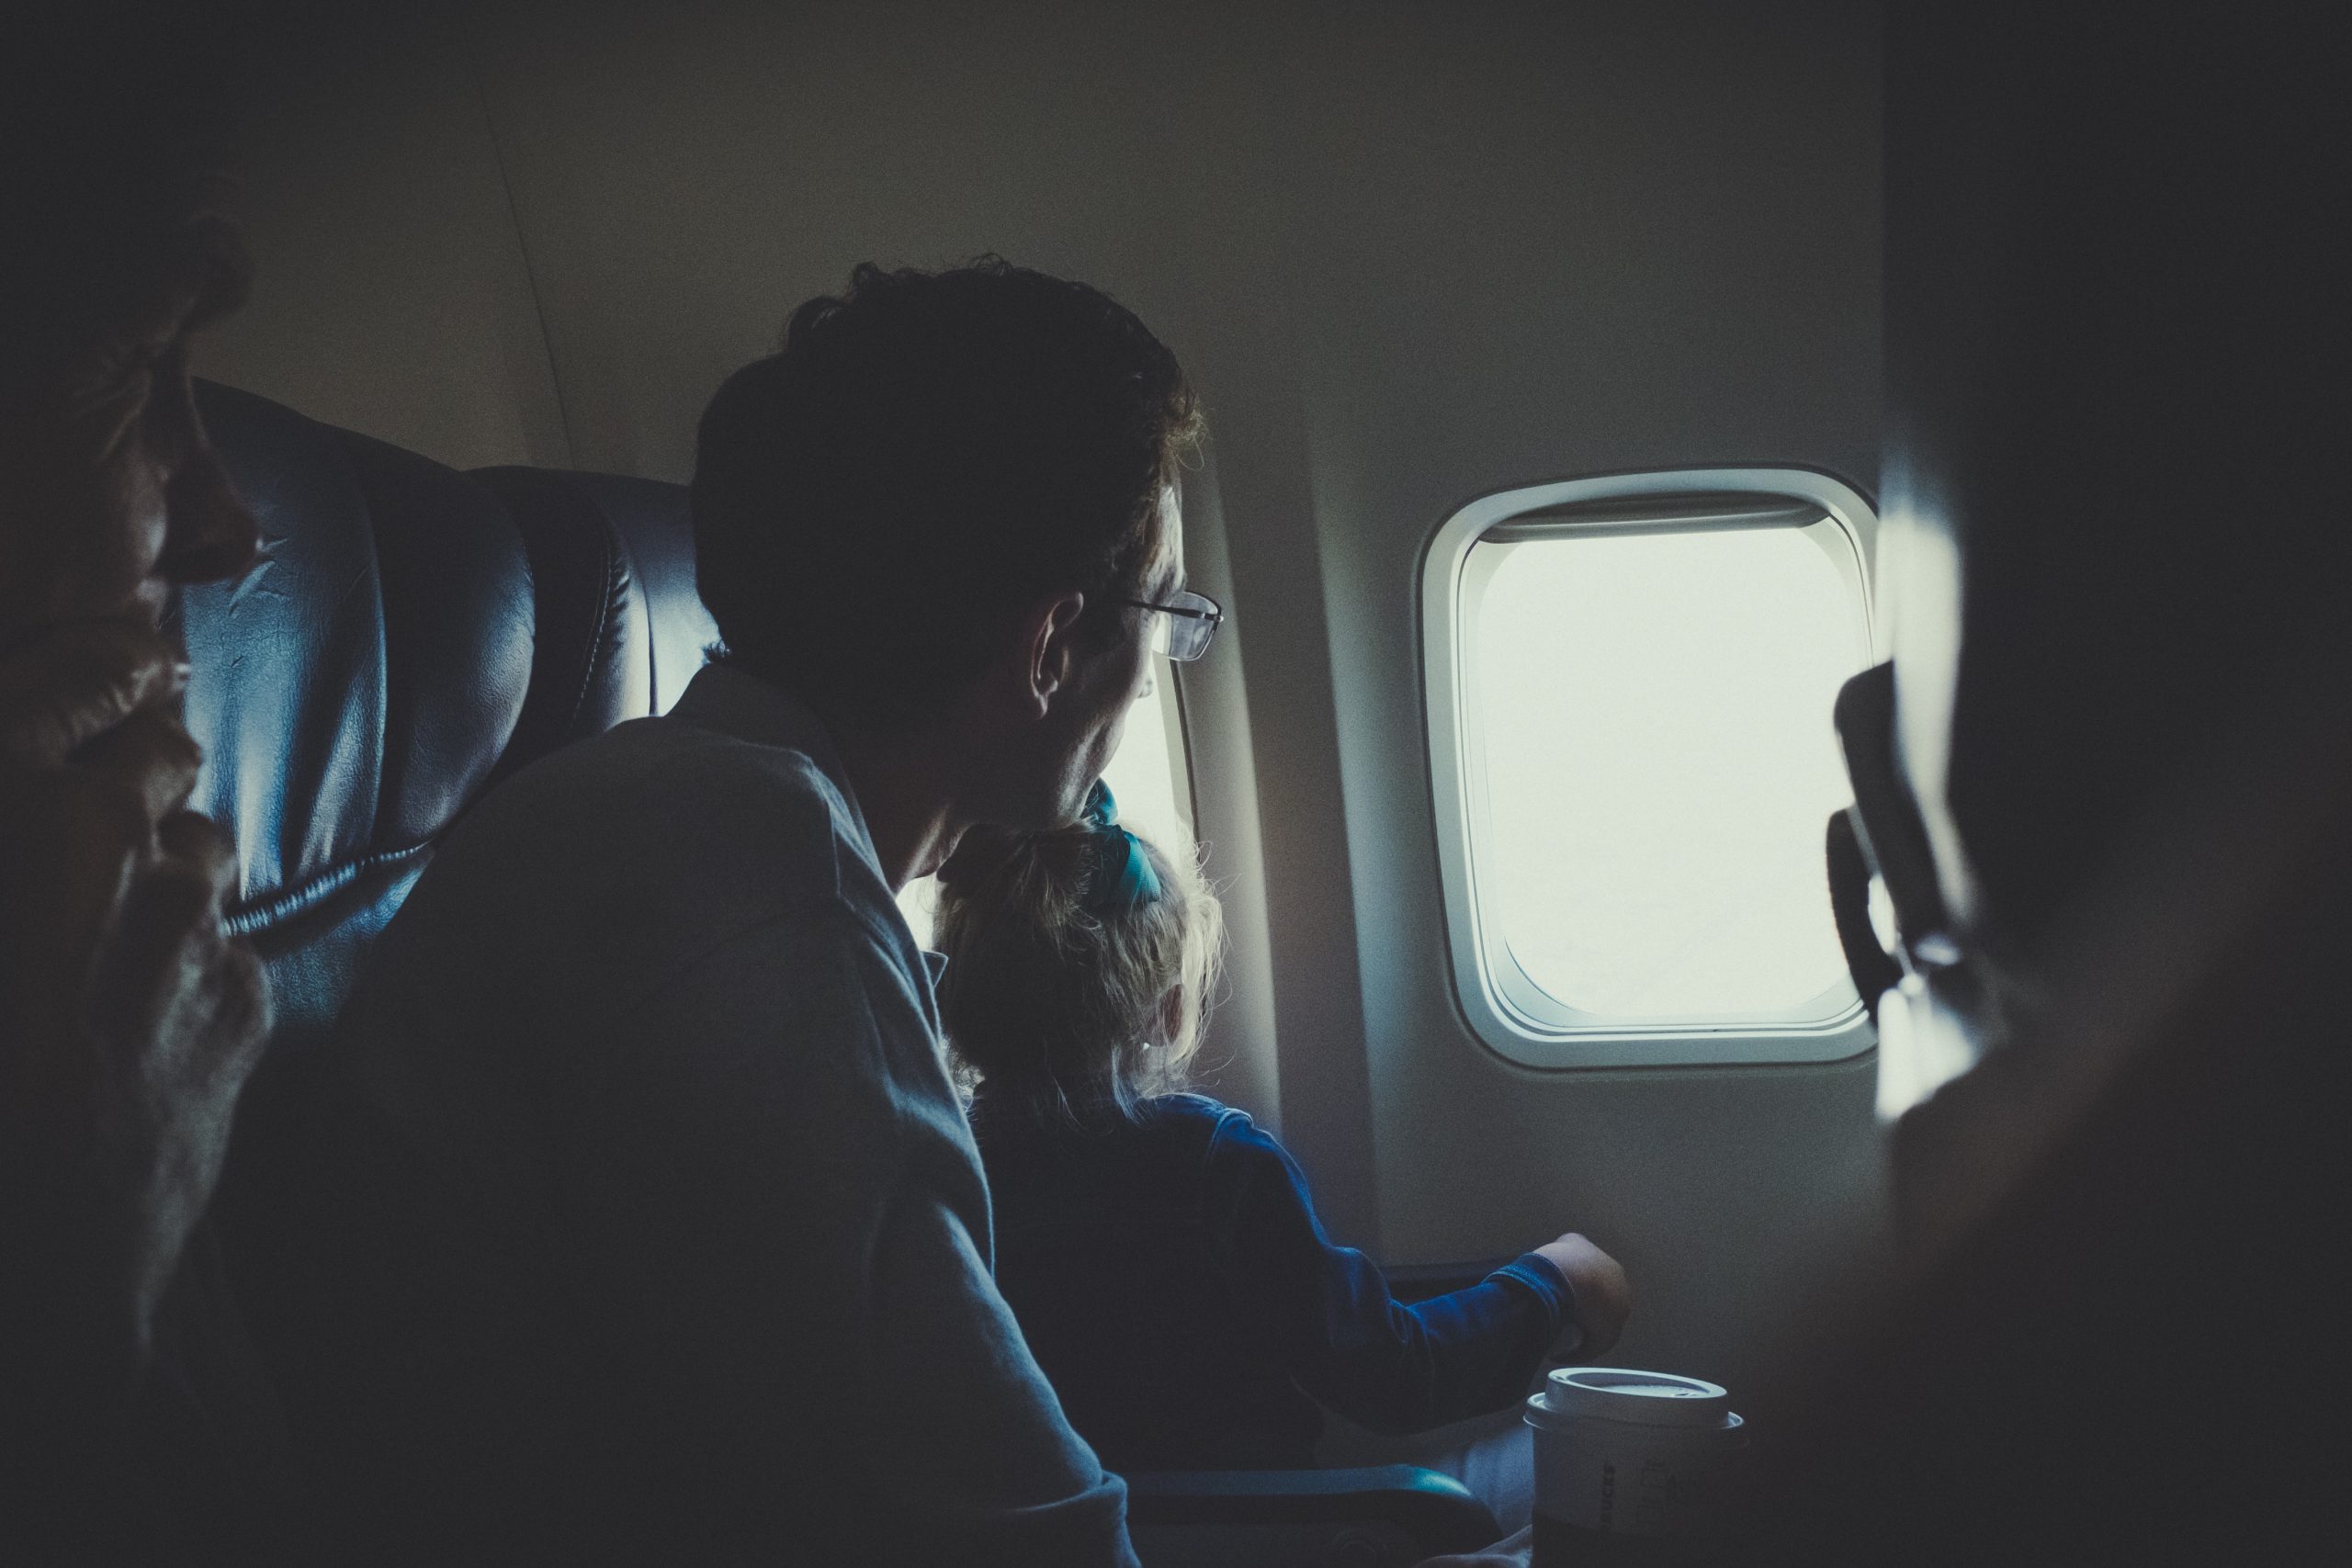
1421;467;1883;1071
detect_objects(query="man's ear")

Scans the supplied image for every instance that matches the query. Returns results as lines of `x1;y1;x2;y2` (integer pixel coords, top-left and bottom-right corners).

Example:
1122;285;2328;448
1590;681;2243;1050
1015;592;1089;717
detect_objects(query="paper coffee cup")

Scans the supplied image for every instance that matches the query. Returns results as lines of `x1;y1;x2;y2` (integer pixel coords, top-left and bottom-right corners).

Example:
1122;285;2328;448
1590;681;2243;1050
1524;1368;1745;1566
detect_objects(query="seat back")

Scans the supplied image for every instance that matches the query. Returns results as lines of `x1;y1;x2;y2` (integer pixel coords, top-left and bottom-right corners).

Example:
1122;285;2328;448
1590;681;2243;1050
467;465;716;793
182;383;707;1371
180;382;709;1055
178;382;537;1056
470;466;715;724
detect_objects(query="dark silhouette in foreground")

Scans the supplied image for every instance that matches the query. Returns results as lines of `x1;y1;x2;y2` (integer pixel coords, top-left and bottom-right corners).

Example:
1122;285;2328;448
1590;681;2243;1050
2;4;285;1558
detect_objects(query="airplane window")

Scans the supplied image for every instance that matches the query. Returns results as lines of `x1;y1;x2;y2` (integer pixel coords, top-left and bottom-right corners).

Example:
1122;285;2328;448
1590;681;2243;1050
1475;528;1863;1013
896;664;1193;949
1425;471;1883;1067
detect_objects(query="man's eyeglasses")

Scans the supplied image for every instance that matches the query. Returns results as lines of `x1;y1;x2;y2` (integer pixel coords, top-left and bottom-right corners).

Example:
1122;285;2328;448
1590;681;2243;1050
1125;588;1224;662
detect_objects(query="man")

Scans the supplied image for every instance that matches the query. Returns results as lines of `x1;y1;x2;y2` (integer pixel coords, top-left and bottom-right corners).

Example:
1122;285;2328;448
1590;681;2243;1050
2;5;280;1556
264;259;1201;1562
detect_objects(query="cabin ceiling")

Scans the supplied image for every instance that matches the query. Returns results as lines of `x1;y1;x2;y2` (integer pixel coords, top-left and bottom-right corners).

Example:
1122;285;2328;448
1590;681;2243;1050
203;0;1879;497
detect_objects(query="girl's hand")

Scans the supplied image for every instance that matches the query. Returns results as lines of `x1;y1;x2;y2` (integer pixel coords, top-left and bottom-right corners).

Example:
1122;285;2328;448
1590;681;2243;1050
1535;1232;1632;1359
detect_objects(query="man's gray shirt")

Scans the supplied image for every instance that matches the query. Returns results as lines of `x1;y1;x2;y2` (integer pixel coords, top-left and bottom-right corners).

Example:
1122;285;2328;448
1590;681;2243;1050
266;664;1136;1564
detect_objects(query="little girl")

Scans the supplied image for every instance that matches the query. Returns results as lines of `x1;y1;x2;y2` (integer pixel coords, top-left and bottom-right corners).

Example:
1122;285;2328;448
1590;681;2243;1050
933;782;1629;1474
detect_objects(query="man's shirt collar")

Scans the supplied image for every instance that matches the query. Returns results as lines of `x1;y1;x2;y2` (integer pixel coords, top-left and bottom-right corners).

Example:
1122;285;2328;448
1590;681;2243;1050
668;662;879;870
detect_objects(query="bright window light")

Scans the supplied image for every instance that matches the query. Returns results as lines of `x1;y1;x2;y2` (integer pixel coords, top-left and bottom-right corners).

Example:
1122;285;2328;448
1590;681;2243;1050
895;665;1192;950
1472;528;1866;1018
1425;470;1882;1068
1096;665;1191;856
896;870;939;952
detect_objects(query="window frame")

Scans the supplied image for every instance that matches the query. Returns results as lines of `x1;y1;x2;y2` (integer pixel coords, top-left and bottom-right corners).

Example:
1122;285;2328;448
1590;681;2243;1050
1421;467;1883;1070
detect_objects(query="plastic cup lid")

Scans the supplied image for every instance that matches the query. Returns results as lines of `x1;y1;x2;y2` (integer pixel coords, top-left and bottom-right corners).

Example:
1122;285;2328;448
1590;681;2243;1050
1532;1367;1733;1428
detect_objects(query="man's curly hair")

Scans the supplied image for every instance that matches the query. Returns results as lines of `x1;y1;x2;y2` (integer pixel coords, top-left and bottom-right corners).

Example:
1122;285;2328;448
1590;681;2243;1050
691;257;1203;730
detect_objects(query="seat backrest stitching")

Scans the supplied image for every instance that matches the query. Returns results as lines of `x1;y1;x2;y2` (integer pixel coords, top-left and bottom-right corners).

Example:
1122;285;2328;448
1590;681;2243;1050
225;839;436;935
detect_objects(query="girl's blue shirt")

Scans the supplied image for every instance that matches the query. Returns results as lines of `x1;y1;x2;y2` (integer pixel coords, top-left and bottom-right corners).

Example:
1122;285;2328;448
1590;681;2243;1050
972;1090;1575;1472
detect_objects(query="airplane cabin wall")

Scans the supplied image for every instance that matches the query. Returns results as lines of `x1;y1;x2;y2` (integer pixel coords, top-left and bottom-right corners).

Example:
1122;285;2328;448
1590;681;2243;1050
201;0;1884;1407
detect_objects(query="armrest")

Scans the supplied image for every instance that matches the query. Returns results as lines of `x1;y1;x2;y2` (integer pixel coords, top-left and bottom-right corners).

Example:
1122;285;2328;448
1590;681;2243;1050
1125;1465;1502;1564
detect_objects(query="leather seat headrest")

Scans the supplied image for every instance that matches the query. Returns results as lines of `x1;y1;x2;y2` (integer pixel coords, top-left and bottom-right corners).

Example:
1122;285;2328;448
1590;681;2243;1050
175;380;535;1049
469;466;715;773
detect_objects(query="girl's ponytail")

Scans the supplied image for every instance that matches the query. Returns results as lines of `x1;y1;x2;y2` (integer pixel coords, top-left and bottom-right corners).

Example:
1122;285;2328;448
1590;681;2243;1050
933;786;1223;1128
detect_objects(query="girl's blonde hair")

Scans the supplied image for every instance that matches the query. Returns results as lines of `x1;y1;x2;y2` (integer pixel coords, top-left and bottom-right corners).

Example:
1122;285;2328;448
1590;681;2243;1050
933;812;1223;1126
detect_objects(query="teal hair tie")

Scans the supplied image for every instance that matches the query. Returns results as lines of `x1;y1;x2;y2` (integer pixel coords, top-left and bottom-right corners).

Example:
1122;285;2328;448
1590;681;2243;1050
1080;780;1162;915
